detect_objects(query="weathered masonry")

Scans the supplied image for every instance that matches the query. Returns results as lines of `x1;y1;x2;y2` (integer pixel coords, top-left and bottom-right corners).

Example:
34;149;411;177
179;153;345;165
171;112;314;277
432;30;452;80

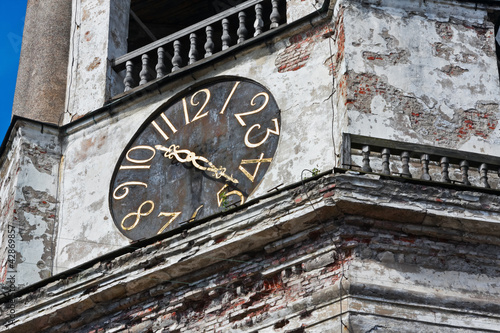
1;0;500;332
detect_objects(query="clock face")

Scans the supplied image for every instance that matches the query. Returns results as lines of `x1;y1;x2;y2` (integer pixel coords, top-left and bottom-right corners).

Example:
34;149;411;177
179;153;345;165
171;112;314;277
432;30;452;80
109;78;281;240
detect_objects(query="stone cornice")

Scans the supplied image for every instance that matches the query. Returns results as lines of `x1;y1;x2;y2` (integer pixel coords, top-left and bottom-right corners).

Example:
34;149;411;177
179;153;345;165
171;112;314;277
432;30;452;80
1;172;500;331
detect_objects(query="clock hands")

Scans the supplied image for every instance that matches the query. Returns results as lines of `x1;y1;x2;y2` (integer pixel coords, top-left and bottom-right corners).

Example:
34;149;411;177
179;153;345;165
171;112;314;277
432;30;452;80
155;144;239;184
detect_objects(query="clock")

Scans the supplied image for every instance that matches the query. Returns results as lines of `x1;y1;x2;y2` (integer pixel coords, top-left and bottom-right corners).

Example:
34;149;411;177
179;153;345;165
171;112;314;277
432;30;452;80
109;77;281;240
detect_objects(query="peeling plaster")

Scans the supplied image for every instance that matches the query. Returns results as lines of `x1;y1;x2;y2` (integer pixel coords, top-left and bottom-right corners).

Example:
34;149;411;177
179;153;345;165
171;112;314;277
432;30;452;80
342;0;500;149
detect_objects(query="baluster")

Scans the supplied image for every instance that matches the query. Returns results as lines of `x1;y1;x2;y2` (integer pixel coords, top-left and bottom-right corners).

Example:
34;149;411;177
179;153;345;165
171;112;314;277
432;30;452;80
237;12;247;44
270;0;281;29
189;33;198;65
420;154;431;181
222;18;231;50
171;40;182;72
381;148;390;175
440;157;451;183
460;160;471;185
124;60;135;92
361;146;372;173
156;47;167;78
205;26;214;58
479;163;490;188
254;4;264;37
401;152;412;178
139;54;151;85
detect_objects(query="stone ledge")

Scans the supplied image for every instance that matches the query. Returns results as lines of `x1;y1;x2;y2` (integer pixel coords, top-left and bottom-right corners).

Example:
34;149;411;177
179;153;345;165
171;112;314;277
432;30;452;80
2;172;500;331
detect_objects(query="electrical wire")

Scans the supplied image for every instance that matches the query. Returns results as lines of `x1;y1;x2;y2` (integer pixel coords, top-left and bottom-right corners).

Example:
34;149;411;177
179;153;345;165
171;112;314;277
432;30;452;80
310;2;352;331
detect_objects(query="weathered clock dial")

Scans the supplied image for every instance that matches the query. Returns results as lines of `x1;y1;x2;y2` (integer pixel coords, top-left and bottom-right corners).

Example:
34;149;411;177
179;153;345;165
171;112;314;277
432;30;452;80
109;78;281;240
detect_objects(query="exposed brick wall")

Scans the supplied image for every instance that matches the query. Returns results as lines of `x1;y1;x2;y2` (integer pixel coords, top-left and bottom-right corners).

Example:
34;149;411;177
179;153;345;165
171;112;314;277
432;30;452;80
345;70;499;145
341;1;500;150
436;21;495;58
3;173;500;332
275;23;333;73
66;223;351;333
38;212;500;333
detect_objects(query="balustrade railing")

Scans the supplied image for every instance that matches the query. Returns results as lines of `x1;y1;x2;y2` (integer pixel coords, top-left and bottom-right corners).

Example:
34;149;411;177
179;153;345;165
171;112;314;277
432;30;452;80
342;134;500;190
113;0;284;93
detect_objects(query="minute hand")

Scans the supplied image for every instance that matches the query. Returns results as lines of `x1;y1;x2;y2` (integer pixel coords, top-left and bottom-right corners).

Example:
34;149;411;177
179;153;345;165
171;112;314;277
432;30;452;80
155;144;239;184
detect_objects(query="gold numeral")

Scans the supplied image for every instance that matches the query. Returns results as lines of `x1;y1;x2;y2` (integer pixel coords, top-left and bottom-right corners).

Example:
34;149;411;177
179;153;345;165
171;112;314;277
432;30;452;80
238;153;272;182
190;88;211;122
152;113;177;141
161;113;178;133
113;181;148;200
244;118;280;148
217;184;245;207
152;121;169;141
182;88;211;124
120;145;156;170
234;92;269;126
121;200;154;231
157;211;181;234
188;205;204;222
219;81;240;115
119;165;151;170
182;97;190;124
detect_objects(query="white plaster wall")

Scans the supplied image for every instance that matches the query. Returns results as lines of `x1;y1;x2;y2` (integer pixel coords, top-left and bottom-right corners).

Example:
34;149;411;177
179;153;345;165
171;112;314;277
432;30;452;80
340;0;500;153
64;0;130;123
16;125;60;287
286;0;327;22
0;124;61;287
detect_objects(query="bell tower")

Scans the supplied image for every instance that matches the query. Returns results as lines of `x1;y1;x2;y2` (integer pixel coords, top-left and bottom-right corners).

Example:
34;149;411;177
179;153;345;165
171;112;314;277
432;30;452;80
2;0;500;332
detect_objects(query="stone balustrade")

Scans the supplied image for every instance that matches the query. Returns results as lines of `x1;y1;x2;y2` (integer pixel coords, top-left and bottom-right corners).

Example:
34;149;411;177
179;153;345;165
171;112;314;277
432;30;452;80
113;0;284;93
342;134;500;190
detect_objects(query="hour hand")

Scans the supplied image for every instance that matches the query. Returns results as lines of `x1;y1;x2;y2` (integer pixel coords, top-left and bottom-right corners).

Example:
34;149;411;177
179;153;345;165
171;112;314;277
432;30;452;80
155;144;238;184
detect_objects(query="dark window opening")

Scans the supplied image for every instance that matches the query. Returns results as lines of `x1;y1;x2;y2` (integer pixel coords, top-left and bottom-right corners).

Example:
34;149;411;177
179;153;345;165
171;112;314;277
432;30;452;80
115;0;287;94
127;0;286;53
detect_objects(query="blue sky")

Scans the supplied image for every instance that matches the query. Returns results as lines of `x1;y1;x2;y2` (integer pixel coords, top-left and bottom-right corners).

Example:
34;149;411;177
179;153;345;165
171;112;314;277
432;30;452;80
0;1;27;144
